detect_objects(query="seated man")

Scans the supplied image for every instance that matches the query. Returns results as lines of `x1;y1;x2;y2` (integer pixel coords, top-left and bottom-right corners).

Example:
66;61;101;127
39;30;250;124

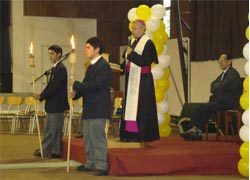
179;54;242;140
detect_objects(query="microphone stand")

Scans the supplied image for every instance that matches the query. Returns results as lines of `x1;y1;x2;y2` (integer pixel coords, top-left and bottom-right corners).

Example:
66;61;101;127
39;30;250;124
31;52;71;85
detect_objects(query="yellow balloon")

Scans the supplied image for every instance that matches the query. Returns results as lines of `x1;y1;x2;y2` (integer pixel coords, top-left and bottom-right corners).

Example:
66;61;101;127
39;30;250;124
240;92;249;110
240;142;249;160
153;30;169;44
243;76;249;91
162;68;170;79
152;39;157;46
246;27;249;40
154;42;163;55
238;158;249;177
159;115;170;127
155;88;164;102
164;113;171;124
129;22;133;32
155;79;170;91
136;5;151;21
159;124;171;137
155;21;166;33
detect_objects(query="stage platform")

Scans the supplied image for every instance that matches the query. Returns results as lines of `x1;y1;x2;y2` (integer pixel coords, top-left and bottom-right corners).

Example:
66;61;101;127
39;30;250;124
62;136;241;176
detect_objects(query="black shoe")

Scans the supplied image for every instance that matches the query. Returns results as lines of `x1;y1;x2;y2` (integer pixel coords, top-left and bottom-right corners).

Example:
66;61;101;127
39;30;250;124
180;133;193;141
180;133;189;140
33;151;42;157
94;169;108;176
76;165;95;172
180;127;196;140
51;154;62;159
33;150;49;157
74;134;83;138
192;133;202;141
33;150;41;157
182;131;202;141
120;138;140;142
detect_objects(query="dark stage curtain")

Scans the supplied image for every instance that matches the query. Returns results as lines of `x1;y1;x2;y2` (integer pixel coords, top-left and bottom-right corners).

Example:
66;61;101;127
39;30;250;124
191;0;249;61
0;0;12;92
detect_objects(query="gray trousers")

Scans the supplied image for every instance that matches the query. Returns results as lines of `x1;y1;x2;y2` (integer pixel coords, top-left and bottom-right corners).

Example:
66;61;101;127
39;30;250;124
83;118;108;171
42;113;64;157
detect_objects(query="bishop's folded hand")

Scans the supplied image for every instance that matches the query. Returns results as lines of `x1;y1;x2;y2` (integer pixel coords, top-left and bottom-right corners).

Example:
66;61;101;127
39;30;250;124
70;91;76;99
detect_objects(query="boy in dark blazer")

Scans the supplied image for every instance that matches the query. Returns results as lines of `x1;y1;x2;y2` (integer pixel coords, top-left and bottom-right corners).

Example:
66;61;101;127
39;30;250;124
72;37;111;176
33;45;69;158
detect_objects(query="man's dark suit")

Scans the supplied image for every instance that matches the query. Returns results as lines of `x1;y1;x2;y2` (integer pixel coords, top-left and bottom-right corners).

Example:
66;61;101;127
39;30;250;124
189;66;242;130
209;66;242;110
40;62;69;112
73;57;112;119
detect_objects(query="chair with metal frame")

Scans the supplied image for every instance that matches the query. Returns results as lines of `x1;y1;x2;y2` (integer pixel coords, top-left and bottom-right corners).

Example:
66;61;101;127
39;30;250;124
106;96;123;138
0;96;9;132
4;96;23;134
64;98;82;136
28;99;46;135
13;96;37;133
205;110;224;140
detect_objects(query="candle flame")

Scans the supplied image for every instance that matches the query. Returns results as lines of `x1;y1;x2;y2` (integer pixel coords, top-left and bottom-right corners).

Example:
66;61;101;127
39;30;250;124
30;42;33;55
70;35;75;50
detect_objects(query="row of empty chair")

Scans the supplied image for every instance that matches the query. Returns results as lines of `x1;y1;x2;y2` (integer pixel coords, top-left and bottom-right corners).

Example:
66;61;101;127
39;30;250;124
0;93;123;138
0;94;82;135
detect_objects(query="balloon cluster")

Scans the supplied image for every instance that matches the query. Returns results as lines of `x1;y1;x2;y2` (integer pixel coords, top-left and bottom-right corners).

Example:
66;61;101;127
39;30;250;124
238;17;249;177
127;4;171;137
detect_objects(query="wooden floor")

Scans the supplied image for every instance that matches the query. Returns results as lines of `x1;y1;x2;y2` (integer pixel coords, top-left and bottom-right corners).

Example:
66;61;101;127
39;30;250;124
0;134;243;180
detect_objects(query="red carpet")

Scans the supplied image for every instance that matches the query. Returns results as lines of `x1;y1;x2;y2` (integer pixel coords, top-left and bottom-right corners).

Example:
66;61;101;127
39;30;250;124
62;136;241;176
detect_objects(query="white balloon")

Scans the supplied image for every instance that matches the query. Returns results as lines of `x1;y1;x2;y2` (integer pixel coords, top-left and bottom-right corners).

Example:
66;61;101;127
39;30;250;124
239;125;249;142
157;112;165;125
242;109;249;126
146;17;160;32
151;4;166;20
244;61;249;75
128;8;137;21
157;100;169;114
162;45;168;55
158;54;171;68
145;30;153;39
152;65;164;80
243;43;249;61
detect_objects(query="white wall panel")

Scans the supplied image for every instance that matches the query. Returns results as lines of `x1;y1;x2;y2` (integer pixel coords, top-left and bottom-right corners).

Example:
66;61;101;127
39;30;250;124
12;0;96;93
